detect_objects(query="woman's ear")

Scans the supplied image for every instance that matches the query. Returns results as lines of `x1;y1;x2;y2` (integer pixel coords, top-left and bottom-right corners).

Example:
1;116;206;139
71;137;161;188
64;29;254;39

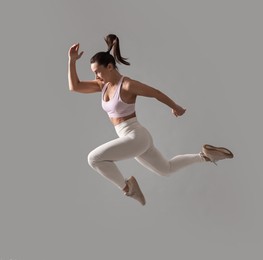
107;63;114;71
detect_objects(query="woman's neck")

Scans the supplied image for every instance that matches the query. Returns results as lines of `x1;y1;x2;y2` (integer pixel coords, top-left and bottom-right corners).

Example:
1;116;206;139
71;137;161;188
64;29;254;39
107;71;122;86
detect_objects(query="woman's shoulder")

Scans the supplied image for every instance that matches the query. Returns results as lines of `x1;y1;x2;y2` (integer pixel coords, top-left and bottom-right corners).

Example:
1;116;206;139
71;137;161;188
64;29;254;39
122;76;132;82
122;76;139;90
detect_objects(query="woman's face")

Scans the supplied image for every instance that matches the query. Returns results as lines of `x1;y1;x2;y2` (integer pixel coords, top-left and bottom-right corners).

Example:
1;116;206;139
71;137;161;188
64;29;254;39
91;62;112;84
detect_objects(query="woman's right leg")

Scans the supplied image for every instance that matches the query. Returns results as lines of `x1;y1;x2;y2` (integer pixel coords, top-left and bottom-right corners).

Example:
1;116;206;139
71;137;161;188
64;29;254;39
87;129;151;190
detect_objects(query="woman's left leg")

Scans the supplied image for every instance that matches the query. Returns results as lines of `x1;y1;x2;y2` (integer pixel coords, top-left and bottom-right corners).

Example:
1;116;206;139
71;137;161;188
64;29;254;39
135;143;204;176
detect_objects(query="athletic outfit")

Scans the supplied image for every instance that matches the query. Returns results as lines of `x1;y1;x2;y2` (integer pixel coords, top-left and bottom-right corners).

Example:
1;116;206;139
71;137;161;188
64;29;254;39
87;76;204;190
101;76;135;118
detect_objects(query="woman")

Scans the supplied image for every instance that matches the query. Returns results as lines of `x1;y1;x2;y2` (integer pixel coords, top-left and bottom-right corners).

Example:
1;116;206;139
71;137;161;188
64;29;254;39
68;34;233;205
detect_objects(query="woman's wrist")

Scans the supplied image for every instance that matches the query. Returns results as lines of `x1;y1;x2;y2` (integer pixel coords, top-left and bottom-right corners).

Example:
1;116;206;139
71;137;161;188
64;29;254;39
68;57;77;64
173;103;181;111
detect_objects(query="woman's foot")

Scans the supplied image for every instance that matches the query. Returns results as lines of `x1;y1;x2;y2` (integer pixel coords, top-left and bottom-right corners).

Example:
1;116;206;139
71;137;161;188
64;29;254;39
124;176;146;206
201;144;234;165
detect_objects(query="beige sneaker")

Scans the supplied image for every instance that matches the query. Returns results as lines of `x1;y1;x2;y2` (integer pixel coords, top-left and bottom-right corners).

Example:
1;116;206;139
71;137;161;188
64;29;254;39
201;144;234;165
125;176;146;206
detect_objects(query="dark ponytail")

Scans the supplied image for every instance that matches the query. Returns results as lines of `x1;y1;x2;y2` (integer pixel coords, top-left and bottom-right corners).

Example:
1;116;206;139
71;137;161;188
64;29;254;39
90;34;130;68
104;34;130;66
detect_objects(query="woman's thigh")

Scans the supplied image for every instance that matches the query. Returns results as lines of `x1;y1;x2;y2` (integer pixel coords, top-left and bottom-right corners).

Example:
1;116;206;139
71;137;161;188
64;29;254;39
89;128;152;162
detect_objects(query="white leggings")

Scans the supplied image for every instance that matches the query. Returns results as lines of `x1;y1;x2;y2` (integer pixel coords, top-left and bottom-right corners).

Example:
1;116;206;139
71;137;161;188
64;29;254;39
88;117;204;190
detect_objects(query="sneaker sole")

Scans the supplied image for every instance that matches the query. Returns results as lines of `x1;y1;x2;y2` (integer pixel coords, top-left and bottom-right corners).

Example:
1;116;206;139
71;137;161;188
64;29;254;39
203;144;234;159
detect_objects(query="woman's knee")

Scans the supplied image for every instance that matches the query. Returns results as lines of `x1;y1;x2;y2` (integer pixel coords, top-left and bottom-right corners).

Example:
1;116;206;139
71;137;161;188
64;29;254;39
155;168;171;177
87;150;100;169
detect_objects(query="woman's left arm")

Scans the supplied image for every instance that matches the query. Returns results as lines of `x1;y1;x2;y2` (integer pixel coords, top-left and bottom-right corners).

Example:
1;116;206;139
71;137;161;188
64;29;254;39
128;79;186;117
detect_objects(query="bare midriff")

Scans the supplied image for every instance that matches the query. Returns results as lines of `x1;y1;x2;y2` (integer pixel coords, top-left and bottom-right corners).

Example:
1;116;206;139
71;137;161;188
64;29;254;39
110;112;136;126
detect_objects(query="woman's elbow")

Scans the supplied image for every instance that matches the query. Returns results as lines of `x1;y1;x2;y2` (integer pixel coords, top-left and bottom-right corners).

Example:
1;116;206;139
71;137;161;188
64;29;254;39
69;86;75;92
68;83;78;92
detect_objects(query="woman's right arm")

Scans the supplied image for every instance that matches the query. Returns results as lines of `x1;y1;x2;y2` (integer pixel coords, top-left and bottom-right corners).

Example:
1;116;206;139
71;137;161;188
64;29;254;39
68;43;102;93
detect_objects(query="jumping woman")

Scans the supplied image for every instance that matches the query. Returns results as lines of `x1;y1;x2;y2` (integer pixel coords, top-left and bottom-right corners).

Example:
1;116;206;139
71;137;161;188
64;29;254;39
68;34;233;205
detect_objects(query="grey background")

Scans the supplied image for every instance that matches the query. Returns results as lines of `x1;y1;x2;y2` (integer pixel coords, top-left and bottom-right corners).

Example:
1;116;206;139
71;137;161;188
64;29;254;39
0;0;262;259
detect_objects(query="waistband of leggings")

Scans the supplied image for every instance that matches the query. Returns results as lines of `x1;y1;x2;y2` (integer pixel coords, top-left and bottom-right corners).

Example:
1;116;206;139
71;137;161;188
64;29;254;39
114;117;138;131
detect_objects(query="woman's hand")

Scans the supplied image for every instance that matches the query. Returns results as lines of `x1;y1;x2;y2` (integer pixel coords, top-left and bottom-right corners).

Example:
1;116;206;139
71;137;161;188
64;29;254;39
172;105;186;117
68;43;84;62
